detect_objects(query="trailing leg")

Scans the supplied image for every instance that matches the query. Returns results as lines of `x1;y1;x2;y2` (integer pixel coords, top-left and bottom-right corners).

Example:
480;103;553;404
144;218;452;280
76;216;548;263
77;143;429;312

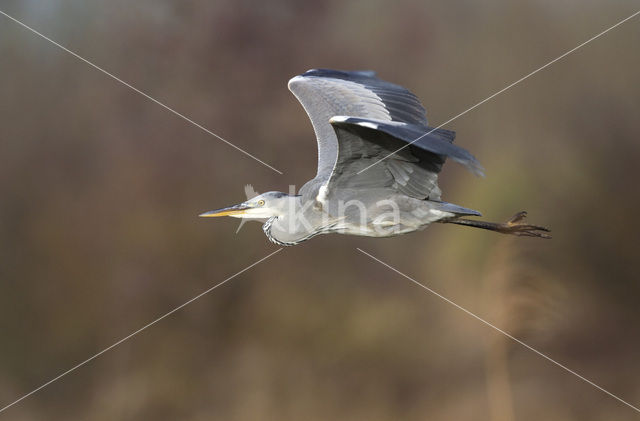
443;211;551;239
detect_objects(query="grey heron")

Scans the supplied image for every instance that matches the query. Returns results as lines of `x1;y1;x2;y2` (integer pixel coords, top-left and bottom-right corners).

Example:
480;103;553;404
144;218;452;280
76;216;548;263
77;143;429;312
200;69;550;245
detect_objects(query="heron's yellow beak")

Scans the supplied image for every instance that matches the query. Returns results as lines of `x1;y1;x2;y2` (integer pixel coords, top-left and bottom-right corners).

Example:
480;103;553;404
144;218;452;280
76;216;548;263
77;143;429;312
199;204;251;218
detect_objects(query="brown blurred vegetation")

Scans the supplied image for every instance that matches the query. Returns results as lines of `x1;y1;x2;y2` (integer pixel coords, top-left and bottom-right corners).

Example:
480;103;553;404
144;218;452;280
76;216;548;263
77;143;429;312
1;1;639;420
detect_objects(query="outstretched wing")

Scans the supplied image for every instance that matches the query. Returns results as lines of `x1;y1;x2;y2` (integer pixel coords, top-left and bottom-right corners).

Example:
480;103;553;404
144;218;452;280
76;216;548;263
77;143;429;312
325;116;484;202
288;69;428;179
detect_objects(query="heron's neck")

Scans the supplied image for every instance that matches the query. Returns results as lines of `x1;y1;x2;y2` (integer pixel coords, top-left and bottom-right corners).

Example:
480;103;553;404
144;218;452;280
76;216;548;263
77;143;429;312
262;217;300;246
261;196;323;246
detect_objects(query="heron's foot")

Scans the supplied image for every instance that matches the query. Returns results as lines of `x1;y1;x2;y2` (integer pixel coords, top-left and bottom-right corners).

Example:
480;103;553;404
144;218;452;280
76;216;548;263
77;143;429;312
499;211;551;239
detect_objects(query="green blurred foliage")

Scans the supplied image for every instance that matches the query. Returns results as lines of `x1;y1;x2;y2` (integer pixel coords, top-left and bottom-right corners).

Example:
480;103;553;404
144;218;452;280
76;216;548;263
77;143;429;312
1;1;639;420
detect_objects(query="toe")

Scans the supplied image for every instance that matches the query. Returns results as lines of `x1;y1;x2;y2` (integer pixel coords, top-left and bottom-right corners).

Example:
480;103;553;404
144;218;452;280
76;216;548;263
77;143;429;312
507;211;528;225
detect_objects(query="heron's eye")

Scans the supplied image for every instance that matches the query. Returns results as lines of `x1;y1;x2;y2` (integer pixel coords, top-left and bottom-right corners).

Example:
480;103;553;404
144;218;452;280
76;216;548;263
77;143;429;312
257;200;265;206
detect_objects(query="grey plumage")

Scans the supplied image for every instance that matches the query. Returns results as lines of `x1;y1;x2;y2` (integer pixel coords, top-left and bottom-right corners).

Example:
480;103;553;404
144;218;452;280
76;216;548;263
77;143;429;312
200;69;550;243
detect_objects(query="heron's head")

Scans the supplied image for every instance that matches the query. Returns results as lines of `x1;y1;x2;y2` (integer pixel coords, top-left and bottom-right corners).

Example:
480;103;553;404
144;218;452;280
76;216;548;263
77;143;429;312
199;191;296;221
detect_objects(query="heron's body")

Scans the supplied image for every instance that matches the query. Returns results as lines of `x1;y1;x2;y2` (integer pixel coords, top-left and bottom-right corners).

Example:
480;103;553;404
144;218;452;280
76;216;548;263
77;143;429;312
201;69;550;244
261;192;479;246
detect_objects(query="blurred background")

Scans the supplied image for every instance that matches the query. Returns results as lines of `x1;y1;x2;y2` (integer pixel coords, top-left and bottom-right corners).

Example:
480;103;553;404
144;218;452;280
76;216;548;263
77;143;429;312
1;1;639;420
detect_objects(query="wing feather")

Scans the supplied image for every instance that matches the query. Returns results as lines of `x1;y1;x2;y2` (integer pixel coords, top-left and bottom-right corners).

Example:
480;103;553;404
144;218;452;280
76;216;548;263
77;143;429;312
324;116;484;202
330;116;484;177
288;69;428;180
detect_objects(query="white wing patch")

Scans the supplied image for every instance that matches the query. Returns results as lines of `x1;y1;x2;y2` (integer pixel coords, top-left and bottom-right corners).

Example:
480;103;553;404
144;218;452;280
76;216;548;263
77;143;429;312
316;184;329;206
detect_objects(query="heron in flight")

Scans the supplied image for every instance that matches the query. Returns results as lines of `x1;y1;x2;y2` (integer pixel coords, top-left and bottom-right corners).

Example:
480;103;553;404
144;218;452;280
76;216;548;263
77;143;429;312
200;69;550;245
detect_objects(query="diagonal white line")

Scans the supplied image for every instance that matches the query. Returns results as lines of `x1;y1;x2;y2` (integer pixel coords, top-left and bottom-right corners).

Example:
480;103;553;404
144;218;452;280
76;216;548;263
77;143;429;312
357;9;640;175
0;248;283;415
0;10;283;175
356;248;640;414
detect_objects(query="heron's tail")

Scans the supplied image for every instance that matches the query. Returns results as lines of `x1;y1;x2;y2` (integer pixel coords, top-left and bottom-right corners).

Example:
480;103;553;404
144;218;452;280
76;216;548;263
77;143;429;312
432;200;481;217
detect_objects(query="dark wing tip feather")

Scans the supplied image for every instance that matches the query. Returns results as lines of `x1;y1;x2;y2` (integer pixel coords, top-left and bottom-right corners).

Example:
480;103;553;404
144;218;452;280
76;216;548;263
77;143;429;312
330;116;485;177
301;68;377;79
